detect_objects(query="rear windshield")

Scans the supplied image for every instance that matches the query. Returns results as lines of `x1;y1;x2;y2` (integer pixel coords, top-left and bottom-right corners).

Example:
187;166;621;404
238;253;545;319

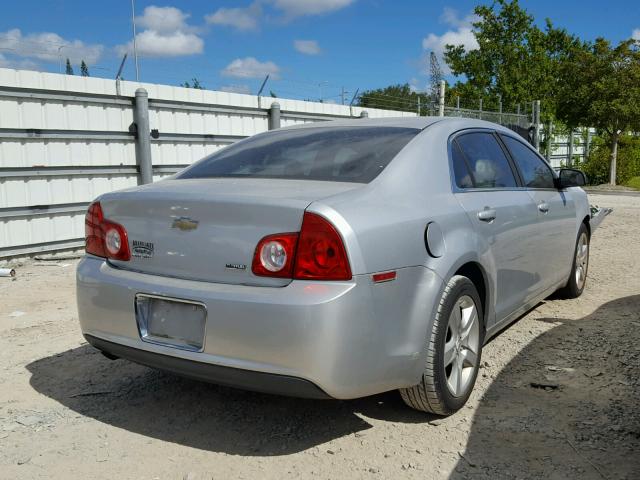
178;126;420;183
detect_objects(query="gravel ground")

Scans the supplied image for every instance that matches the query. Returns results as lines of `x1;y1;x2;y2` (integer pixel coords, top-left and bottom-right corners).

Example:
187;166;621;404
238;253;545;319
1;193;638;480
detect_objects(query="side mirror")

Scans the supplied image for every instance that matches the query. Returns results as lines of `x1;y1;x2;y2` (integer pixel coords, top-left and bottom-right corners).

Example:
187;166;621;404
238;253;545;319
557;168;587;188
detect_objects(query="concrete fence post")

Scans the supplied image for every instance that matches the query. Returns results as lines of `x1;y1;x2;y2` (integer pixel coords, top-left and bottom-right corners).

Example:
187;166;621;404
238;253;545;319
584;128;591;162
133;88;153;185
268;102;281;130
546;121;553;161
533;100;541;151
568;127;574;168
438;80;445;117
360;110;369;118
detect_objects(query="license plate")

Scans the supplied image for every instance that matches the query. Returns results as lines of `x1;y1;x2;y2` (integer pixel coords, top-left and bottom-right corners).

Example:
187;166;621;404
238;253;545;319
135;294;206;351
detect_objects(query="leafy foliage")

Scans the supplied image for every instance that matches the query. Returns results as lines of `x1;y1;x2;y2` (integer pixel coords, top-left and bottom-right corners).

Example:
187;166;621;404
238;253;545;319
557;38;640;184
181;78;204;89
577;134;640;185
444;0;580;116
625;176;640;190
80;61;90;77
358;83;430;114
65;58;73;76
557;39;640;135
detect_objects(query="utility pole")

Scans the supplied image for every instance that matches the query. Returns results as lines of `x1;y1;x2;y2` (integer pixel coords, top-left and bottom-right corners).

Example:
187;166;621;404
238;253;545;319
57;45;65;74
256;74;270;108
349;88;359;117
318;81;328;102
115;53;128;96
131;0;140;82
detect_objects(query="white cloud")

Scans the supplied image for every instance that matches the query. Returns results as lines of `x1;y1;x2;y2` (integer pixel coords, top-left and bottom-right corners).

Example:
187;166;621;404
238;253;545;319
272;0;355;18
294;39;321;55
205;0;354;29
136;6;193;33
206;3;262;31
439;7;478;29
117;6;203;57
632;28;640;41
124;30;203;57
221;57;280;79
0;28;103;65
0;53;41;70
421;8;479;74
219;84;252;94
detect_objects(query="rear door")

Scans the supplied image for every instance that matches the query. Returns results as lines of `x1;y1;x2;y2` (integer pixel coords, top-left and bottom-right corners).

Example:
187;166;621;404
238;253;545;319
451;131;540;325
499;133;576;287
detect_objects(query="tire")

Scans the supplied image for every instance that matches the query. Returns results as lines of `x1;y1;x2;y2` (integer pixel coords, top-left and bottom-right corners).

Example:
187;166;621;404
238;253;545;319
400;275;484;415
557;223;590;299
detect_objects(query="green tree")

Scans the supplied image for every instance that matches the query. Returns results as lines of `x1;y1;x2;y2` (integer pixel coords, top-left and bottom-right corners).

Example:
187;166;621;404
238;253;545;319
65;58;74;75
80;60;90;77
444;0;580;117
358;83;430;114
557;39;640;185
180;78;204;89
578;134;640;186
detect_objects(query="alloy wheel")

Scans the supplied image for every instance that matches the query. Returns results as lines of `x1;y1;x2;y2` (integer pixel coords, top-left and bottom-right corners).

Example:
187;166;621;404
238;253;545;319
575;232;589;290
444;295;480;397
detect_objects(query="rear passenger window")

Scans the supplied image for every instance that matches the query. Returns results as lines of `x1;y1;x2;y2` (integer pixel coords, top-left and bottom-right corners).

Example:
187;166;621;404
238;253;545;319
456;133;518;188
452;141;474;188
501;135;555;189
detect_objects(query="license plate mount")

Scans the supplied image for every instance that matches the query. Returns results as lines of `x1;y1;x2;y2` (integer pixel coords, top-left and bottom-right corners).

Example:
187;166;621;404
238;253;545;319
135;294;206;352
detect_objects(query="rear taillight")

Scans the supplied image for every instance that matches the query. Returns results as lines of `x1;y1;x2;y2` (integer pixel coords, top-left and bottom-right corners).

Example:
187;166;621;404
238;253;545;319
252;233;298;278
294;212;351;280
252;212;351;281
85;202;131;261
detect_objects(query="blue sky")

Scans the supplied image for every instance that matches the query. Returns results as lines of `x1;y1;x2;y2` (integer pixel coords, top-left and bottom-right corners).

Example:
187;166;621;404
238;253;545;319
1;0;639;103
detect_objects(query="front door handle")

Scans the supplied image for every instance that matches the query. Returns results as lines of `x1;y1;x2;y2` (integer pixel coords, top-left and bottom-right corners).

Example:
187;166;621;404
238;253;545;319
538;202;550;213
477;208;496;222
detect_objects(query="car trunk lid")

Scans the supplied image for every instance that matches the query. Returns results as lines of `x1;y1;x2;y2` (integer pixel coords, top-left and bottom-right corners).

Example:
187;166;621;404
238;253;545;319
100;178;359;286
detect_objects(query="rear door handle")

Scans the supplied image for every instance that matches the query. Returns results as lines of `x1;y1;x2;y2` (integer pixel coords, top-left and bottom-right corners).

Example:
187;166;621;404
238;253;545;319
538;202;550;213
477;208;496;222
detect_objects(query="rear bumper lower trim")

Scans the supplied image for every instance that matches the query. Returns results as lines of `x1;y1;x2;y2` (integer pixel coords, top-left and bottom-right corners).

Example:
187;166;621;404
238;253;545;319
84;334;332;400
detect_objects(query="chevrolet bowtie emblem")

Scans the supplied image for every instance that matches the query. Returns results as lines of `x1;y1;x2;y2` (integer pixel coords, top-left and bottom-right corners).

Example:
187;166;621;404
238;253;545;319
171;217;199;231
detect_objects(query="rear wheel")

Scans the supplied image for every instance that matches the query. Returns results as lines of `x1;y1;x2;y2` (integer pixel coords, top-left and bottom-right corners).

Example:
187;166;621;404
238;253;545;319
557;223;590;299
400;275;484;415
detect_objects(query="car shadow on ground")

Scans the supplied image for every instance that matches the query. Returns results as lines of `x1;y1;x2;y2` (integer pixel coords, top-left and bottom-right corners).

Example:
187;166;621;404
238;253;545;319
26;344;435;456
450;294;640;479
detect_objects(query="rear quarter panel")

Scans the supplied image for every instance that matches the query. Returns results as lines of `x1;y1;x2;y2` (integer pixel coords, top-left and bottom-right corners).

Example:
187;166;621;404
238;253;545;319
314;120;498;328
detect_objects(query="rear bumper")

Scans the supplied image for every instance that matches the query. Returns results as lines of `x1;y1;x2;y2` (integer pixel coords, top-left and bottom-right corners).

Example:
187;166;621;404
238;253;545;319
85;334;331;399
77;256;442;399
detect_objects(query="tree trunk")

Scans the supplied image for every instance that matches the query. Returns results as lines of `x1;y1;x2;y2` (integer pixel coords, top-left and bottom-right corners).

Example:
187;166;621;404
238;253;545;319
609;132;619;186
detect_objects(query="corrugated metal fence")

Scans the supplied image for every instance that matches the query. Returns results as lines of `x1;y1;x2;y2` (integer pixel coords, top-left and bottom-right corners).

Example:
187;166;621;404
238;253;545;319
0;68;415;259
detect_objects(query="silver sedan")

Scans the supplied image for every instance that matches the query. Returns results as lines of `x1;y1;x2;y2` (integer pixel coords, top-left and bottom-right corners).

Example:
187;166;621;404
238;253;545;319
77;117;590;415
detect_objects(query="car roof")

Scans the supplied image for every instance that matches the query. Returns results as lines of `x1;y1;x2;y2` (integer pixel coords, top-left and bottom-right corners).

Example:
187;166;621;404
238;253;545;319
280;115;517;133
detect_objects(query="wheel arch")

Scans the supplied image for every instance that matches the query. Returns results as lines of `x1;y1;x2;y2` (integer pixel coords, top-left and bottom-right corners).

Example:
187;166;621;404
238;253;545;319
454;261;490;328
582;215;591;236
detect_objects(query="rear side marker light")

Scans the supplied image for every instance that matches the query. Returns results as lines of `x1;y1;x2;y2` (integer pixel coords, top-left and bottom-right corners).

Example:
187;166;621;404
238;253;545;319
372;271;397;283
85;202;131;261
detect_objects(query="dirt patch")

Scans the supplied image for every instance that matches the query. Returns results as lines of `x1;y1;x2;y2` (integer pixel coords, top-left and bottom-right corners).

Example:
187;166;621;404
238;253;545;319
1;194;638;479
